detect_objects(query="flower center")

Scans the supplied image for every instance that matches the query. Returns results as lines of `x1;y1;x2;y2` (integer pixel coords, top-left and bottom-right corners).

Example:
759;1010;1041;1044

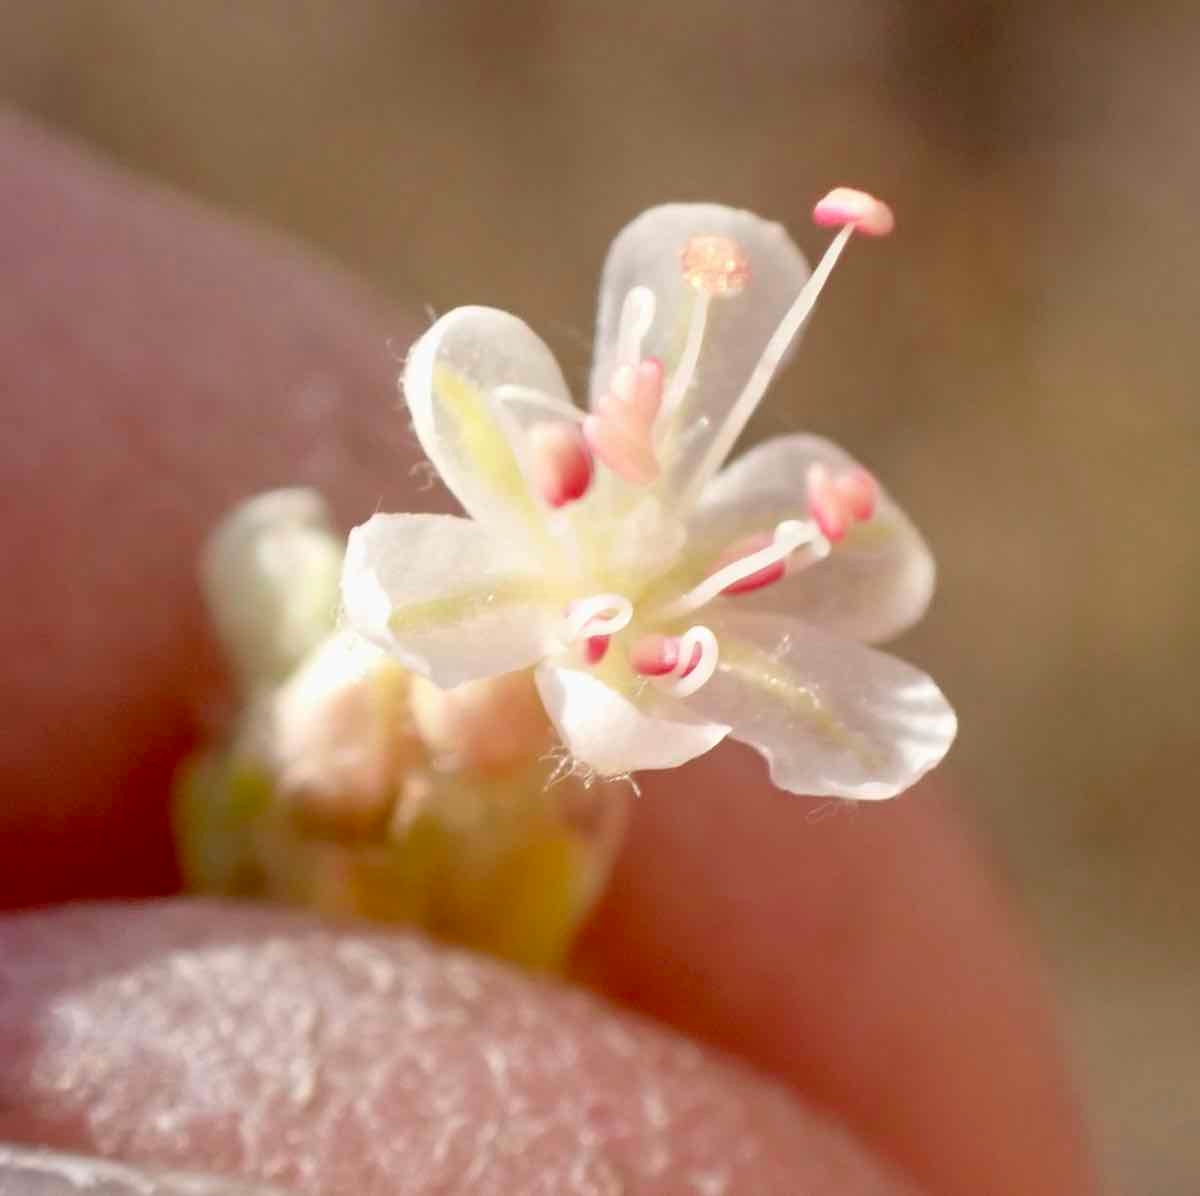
559;452;879;699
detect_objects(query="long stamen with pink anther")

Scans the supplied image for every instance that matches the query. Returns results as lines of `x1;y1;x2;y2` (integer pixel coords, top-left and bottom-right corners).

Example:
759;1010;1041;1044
806;462;879;542
562;593;634;642
682;188;895;504
712;531;789;595
661;235;751;421
528;422;594;508
812;187;895;237
656;520;827;620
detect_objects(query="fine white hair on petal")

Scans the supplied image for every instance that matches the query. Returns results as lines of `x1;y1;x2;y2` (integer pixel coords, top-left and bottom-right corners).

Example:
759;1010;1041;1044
591;205;810;506
691;435;937;644
403;305;580;541
535;662;730;778
341;512;564;689
688;610;956;800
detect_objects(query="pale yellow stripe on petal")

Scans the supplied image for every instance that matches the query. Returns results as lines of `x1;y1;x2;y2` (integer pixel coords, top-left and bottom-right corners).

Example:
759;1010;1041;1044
388;579;571;637
433;365;539;514
716;636;880;768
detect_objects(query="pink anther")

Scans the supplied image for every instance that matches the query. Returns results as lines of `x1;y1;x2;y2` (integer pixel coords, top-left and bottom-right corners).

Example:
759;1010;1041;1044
812;188;895;238
712;531;788;595
584;357;665;485
806;463;879;542
528;422;593;508
630;633;702;677
584;635;610;665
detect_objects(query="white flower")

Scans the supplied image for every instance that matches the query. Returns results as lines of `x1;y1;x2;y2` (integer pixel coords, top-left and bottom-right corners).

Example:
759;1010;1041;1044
342;192;956;799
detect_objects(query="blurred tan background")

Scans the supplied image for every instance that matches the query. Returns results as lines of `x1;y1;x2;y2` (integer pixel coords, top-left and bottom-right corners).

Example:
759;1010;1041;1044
2;2;1197;1190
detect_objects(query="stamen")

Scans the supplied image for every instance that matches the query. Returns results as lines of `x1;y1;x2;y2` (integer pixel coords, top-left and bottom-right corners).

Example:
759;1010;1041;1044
681;236;751;296
528;422;594;508
584;358;665;485
813;188;895;237
563;593;634;641
657;520;828;619
683;187;893;504
660;290;708;416
583;409;659;484
630;633;681;677
616;285;656;367
712;532;787;595
584;635;610;665
662;234;750;419
807;463;879;542
658;625;719;698
631;358;664;425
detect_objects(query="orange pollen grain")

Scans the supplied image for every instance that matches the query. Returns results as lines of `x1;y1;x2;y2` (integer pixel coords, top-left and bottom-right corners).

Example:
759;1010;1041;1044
681;235;751;297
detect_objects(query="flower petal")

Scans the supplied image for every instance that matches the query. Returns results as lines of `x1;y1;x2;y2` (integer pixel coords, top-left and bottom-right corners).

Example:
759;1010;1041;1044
404;306;580;542
687;435;936;643
591;205;810;504
687;610;956;799
535;661;730;778
342;512;568;688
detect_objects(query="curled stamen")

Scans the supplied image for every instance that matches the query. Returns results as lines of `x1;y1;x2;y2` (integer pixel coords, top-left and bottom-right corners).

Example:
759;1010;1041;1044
563;593;634;641
629;633;682;677
658;625;719;698
657;520;828;620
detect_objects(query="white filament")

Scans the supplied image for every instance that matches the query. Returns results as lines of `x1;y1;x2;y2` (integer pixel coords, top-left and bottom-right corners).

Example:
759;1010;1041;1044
563;593;634;641
661;291;710;416
683;224;855;503
616;286;656;367
657;520;827;620
659;625;719;698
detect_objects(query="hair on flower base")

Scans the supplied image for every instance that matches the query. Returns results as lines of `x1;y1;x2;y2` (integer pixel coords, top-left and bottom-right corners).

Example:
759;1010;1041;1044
343;189;957;800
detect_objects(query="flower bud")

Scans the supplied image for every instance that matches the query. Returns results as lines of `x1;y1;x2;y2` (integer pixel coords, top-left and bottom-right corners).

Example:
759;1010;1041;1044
410;669;552;775
202;488;343;690
271;631;420;834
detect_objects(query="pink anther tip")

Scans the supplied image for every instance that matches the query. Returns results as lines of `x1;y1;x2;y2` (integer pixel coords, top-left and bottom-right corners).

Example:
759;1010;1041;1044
813;188;895;237
528;422;593;508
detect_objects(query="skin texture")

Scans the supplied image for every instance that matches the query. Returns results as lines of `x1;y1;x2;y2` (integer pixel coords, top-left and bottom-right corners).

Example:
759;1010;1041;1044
0;111;1097;1194
0;902;913;1195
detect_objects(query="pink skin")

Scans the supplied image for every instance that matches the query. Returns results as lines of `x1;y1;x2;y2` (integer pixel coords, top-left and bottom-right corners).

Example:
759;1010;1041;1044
0;114;1097;1196
813;187;896;238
